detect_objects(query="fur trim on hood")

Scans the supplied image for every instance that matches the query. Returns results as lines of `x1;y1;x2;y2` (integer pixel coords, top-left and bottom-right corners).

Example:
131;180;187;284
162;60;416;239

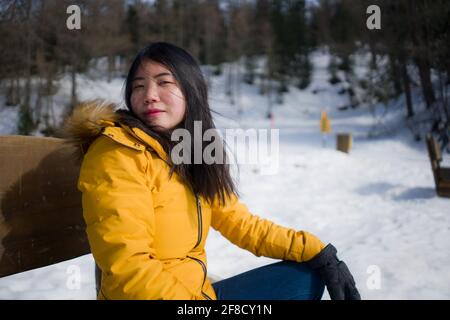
62;100;169;163
62;100;120;161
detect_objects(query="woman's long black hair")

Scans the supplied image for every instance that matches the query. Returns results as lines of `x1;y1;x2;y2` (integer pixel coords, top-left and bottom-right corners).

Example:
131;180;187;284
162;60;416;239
122;42;237;205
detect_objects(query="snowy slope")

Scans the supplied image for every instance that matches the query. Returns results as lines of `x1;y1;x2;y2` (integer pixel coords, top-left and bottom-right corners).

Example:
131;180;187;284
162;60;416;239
0;50;449;300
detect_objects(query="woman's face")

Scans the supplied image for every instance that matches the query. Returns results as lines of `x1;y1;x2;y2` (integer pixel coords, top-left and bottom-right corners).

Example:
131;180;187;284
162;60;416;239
130;60;186;132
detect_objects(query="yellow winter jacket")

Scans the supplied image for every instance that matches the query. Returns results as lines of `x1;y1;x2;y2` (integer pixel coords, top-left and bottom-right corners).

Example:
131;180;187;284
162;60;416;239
64;101;325;300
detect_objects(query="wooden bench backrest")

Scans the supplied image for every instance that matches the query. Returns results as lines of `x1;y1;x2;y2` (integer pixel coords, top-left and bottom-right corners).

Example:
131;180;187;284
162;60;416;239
0;135;89;278
426;134;441;172
426;135;442;164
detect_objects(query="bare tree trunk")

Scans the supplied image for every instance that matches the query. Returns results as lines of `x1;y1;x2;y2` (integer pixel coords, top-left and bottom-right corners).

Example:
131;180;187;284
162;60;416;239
226;64;235;106
107;55;114;83
70;66;78;111
235;59;242;115
415;57;436;109
438;71;450;123
23;0;32;123
176;3;184;46
34;77;43;124
409;0;435;109
389;54;403;96
6;77;20;106
400;61;414;118
15;78;21;104
44;73;53;128
266;59;273;118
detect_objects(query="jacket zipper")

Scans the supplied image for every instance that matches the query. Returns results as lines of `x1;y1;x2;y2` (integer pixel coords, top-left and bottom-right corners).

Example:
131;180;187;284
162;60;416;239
187;255;213;300
194;193;202;248
189;194;211;300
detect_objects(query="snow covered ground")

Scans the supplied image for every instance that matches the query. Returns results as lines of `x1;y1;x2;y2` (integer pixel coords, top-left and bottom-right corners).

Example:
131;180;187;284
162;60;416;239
0;50;449;300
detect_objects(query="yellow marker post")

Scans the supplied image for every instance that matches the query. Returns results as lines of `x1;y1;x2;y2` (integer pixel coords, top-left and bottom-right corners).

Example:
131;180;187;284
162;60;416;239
320;111;331;147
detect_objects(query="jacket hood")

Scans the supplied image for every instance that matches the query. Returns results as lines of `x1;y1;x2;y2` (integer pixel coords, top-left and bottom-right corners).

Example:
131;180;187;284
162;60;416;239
62;100;119;161
62;100;168;162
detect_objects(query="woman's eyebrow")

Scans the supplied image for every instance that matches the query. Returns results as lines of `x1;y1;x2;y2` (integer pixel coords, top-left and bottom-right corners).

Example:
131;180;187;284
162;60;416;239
153;72;173;78
132;73;173;82
132;76;145;82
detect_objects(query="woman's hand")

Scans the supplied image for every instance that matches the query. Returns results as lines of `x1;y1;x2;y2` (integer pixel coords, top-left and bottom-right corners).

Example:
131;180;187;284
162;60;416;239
306;244;361;300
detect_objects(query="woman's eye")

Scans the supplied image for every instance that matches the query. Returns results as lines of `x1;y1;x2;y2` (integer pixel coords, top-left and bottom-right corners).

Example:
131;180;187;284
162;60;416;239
158;81;172;86
133;85;144;90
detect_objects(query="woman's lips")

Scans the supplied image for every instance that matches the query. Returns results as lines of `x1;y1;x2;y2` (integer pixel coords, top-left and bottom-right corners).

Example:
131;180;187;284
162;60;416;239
145;110;164;116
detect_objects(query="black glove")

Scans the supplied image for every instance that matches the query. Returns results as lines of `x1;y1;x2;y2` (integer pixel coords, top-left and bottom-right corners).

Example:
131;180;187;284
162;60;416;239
306;243;361;300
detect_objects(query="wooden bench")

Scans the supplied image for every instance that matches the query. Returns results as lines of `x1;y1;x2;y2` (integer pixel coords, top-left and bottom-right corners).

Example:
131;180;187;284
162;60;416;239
0;135;222;298
426;134;450;198
0;135;101;296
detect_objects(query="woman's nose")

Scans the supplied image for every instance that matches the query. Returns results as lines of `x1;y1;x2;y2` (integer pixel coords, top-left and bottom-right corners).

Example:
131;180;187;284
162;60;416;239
144;82;160;102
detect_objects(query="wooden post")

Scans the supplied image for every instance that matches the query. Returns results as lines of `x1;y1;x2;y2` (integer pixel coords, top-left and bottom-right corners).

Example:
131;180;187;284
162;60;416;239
337;133;352;153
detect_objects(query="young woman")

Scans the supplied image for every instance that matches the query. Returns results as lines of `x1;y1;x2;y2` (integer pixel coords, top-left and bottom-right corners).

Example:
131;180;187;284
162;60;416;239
64;42;360;300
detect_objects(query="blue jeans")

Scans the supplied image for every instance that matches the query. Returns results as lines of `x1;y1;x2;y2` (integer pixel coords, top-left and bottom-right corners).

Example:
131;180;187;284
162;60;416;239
212;261;325;300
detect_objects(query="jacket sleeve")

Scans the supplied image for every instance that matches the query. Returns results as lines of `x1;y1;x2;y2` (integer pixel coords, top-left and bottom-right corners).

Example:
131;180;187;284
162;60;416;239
78;136;202;300
210;192;326;262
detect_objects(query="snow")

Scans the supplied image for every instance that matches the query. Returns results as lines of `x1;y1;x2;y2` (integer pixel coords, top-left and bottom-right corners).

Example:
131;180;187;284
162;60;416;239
0;50;449;300
0;106;19;135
